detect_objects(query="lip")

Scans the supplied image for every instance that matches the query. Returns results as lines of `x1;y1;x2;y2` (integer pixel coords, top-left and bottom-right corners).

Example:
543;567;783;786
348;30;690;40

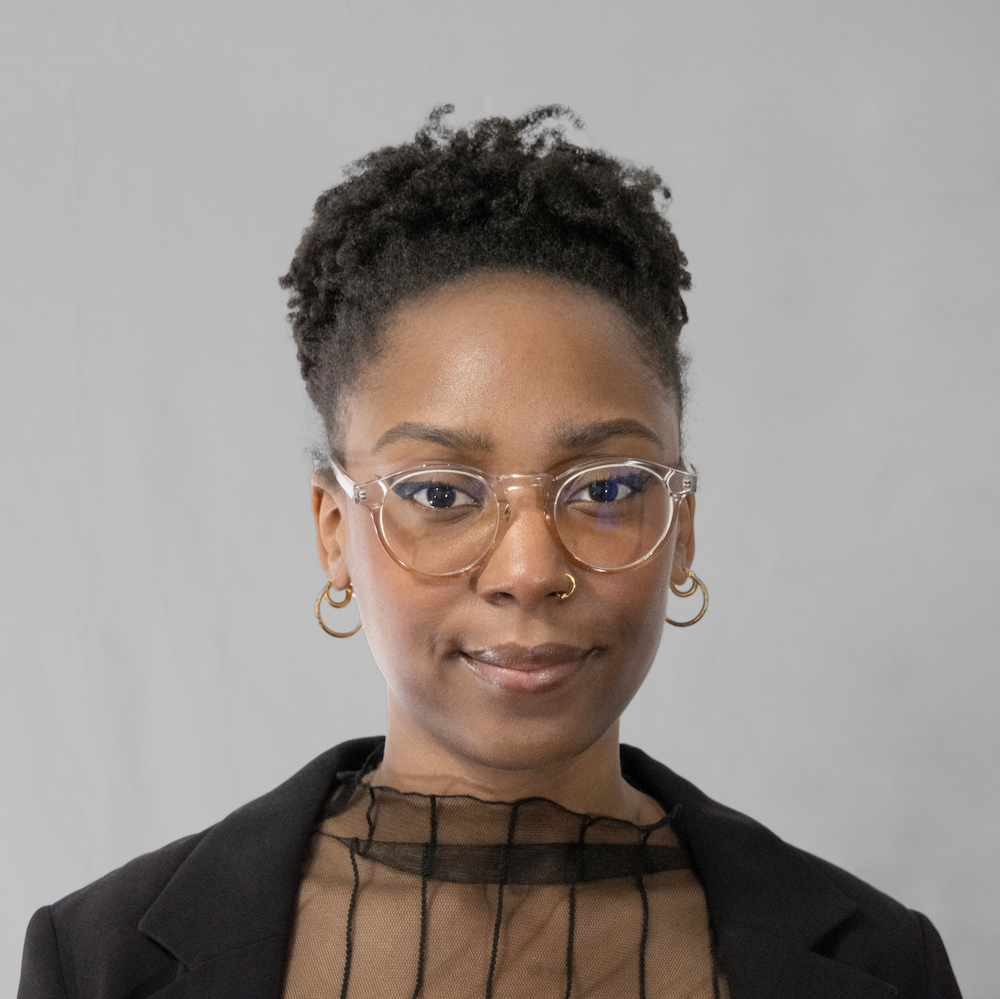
460;642;594;693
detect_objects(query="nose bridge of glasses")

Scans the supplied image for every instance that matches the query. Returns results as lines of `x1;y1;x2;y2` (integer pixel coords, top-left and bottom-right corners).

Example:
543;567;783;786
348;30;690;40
493;473;553;516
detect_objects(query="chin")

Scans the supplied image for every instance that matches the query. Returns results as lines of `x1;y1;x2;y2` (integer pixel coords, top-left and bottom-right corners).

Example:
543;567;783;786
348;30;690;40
444;713;613;775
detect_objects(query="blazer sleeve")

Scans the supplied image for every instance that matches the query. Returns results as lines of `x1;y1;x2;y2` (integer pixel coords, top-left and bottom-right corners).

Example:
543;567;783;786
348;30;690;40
18;906;70;999
915;910;962;999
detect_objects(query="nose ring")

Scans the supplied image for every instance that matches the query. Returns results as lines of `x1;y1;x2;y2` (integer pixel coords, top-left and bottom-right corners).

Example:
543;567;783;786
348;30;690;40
557;572;576;600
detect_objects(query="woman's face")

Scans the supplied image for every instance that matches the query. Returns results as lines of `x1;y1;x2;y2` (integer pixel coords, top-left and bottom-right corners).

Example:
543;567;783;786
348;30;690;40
314;272;694;773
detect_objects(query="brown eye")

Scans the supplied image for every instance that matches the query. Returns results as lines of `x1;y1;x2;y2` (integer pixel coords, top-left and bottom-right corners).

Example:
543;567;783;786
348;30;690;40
392;478;483;509
570;473;648;504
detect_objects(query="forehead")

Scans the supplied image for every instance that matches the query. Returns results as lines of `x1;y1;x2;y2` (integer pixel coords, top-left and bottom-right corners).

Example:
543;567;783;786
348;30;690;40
341;273;679;466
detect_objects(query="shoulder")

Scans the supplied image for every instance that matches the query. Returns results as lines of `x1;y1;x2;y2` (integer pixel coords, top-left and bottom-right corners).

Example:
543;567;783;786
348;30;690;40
19;737;383;999
39;736;378;915
51;829;207;923
621;744;962;998
789;845;959;995
20;832;209;998
797;842;923;934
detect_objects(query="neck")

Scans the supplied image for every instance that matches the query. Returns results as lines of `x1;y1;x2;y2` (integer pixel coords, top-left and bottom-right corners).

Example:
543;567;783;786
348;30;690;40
374;711;663;826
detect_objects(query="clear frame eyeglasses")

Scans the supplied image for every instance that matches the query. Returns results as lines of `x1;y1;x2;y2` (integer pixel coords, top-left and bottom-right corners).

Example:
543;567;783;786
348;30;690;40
325;455;697;578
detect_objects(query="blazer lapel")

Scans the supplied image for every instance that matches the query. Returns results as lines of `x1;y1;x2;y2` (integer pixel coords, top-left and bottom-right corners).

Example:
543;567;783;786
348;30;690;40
719;929;900;998
122;938;290;999
136;737;383;999
620;746;899;999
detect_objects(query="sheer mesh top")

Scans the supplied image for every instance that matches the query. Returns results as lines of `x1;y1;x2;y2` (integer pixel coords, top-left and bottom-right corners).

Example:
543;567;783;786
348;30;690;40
283;764;729;999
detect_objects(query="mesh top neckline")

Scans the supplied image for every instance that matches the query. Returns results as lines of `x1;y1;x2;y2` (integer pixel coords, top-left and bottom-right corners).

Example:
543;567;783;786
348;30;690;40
281;746;728;999
321;774;690;886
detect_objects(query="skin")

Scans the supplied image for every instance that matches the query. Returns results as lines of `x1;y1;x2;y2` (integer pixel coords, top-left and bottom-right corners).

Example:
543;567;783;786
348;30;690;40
312;272;695;825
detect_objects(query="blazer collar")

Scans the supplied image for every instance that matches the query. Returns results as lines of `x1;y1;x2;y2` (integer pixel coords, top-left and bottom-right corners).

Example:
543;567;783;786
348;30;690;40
138;737;382;999
620;745;898;998
139;739;896;999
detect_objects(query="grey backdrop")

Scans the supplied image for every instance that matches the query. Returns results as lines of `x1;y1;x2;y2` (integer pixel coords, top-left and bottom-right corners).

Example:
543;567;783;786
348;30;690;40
2;1;997;995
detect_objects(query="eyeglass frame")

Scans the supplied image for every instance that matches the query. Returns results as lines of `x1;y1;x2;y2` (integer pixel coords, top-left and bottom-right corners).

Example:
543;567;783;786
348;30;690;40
322;454;697;577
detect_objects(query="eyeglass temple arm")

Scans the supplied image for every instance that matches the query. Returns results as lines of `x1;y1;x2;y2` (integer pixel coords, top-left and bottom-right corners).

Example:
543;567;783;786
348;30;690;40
323;456;364;502
666;462;697;497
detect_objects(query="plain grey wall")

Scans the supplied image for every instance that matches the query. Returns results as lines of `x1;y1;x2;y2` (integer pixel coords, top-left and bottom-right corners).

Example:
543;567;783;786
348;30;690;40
2;1;997;994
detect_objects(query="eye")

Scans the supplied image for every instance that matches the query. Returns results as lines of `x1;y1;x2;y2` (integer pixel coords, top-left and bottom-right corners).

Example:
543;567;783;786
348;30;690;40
567;472;649;504
392;479;482;510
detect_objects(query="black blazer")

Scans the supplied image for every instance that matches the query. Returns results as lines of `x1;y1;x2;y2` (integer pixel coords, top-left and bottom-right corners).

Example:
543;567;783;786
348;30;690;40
19;738;962;999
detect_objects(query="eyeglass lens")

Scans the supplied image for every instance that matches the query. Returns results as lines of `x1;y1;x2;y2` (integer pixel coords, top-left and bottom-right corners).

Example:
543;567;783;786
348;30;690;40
378;464;673;575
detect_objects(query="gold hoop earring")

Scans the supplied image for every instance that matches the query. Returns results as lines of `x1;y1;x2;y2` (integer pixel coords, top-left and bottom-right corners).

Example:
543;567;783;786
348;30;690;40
315;581;363;638
556;572;576;600
665;569;708;627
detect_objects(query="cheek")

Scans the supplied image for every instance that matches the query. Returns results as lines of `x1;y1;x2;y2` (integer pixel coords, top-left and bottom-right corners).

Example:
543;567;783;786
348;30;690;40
592;535;677;701
603;527;675;624
344;508;453;679
604;560;672;665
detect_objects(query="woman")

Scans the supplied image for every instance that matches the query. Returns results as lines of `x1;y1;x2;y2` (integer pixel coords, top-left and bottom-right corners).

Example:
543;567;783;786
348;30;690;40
19;106;961;998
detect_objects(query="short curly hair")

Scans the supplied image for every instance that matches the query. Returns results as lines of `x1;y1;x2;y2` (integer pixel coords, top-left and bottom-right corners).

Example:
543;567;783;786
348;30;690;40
280;105;692;451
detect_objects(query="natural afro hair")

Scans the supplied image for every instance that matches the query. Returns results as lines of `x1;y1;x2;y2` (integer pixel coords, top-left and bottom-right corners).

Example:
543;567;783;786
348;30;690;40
280;105;692;450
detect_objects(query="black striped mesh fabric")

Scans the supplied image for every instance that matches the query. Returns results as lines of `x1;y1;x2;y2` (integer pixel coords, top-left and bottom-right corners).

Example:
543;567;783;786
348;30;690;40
282;768;728;999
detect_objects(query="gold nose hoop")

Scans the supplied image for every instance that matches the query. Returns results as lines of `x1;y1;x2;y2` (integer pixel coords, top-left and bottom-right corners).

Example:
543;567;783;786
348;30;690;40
557;572;576;600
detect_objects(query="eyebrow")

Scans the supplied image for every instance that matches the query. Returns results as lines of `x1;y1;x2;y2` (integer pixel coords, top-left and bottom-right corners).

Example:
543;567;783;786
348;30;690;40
552;418;664;451
372;418;662;455
372;422;495;454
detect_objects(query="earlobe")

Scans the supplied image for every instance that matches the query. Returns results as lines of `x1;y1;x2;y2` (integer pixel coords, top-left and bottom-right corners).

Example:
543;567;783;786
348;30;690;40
670;494;696;586
311;474;351;589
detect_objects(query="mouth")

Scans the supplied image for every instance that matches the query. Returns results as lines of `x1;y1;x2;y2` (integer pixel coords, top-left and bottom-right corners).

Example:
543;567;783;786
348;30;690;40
459;642;597;693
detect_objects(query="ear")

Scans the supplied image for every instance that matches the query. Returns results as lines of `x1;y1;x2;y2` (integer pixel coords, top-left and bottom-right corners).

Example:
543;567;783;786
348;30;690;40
311;471;352;589
670;494;696;587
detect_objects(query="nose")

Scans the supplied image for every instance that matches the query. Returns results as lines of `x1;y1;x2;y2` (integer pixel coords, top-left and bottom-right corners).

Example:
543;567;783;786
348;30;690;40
473;481;573;607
